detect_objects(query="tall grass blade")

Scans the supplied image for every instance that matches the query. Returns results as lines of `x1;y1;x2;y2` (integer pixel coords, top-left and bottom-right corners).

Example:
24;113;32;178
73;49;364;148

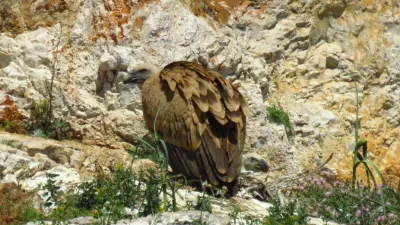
153;103;169;140
364;159;385;184
360;161;376;187
133;135;157;151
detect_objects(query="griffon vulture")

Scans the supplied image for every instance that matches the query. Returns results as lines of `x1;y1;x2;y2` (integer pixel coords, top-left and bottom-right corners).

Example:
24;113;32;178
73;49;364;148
123;61;263;197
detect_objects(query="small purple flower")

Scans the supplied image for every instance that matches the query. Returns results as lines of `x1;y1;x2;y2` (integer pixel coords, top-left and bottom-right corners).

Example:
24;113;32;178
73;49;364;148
350;193;358;198
355;209;361;217
377;215;385;222
333;210;339;217
376;184;384;195
324;191;332;197
388;213;397;219
321;170;331;176
297;182;305;190
333;181;343;187
329;208;338;217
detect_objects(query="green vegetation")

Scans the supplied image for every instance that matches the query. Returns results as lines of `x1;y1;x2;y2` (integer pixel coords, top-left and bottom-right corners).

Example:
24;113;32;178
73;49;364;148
29;167;178;224
266;104;293;130
264;198;307;225
34;133;184;224
185;194;213;213
259;178;400;225
292;180;400;224
44;168;170;224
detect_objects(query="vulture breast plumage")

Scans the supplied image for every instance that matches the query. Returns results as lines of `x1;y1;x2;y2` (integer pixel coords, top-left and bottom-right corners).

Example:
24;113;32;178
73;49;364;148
128;61;250;196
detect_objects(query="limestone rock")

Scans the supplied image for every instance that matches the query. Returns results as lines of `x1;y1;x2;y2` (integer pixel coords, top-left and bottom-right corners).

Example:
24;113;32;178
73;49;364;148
0;50;13;69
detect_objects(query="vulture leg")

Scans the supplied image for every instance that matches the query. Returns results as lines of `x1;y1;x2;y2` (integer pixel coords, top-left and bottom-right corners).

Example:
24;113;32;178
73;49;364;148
226;178;239;198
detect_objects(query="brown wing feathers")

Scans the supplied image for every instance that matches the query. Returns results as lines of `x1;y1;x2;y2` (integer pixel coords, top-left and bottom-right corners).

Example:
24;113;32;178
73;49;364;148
143;61;249;193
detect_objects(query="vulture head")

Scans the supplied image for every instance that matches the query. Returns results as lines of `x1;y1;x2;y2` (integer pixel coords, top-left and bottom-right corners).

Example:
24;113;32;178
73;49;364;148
123;64;160;85
241;153;270;173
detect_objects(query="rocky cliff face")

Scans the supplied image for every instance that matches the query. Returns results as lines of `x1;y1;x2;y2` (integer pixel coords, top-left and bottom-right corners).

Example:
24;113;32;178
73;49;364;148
0;0;399;183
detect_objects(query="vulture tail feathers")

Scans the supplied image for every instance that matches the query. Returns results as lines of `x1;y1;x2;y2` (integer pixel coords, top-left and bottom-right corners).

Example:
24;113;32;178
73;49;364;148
164;126;241;194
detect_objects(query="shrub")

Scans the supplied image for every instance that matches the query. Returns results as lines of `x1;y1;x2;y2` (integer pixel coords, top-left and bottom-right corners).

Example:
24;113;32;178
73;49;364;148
25;99;71;140
44;167;173;223
0;183;43;225
266;105;292;130
41;135;180;224
0;95;24;134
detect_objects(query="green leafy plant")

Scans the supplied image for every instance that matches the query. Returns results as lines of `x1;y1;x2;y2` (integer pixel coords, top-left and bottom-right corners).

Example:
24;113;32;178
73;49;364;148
195;194;213;213
44;168;139;223
43;173;61;208
266;104;293;130
41;164;181;223
351;79;385;189
264;198;308;225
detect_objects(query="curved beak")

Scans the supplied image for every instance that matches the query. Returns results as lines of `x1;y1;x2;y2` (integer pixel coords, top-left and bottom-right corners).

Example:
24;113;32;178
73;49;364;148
123;71;148;84
258;159;270;172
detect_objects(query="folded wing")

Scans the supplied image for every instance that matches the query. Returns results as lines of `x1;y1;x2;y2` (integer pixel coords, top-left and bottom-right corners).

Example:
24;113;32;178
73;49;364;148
141;61;250;191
